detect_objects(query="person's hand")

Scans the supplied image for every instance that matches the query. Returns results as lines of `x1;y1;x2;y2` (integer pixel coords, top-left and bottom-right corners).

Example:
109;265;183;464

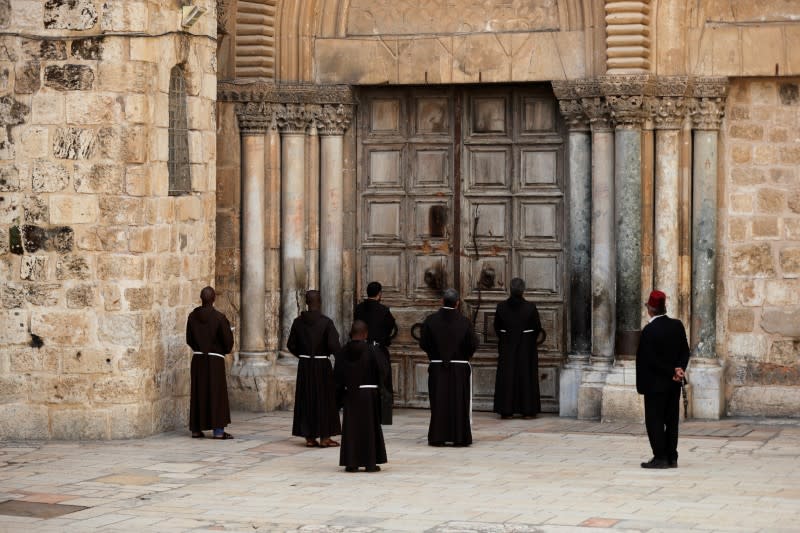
673;367;685;382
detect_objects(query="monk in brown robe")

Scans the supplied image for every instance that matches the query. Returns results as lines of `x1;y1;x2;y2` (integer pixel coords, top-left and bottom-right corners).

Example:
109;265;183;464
186;286;235;439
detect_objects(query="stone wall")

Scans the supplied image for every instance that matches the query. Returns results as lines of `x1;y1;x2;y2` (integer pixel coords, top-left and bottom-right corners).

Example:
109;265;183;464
0;0;218;439
721;77;800;416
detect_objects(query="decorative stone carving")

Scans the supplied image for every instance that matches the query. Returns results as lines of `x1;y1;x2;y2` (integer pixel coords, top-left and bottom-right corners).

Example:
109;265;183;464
605;0;651;73
316;104;353;136
600;74;655;128
219;82;355;105
552;80;589;131
216;0;229;35
691;77;729;131
580;97;612;132
652;76;690;130
235;102;274;135
275;103;315;134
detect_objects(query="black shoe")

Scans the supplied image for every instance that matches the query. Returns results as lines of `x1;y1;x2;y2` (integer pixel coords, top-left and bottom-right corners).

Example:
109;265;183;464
668;460;678;468
344;466;358;473
365;465;381;472
429;441;445;447
641;458;669;469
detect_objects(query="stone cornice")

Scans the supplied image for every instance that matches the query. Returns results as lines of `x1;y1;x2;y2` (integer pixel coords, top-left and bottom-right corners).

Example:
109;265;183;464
316;104;353;136
218;81;355;105
235;102;275;135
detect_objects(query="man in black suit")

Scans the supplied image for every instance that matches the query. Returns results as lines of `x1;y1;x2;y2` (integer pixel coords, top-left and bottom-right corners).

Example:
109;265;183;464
636;290;690;469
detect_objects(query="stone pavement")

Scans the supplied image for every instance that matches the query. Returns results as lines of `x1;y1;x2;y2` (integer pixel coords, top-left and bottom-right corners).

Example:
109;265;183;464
1;410;799;532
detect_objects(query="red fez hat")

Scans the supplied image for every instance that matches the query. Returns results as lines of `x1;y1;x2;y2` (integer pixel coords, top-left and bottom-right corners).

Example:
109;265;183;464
646;290;666;309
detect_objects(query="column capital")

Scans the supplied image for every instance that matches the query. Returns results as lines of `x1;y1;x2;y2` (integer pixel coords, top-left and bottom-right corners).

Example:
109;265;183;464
552;80;590;131
316;104;353;136
691;77;729;131
275;103;316;134
651;76;690;130
600;74;655;128
236;102;275;135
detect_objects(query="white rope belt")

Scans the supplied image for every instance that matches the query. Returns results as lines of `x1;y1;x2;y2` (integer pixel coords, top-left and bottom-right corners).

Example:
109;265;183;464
193;351;225;359
499;329;507;333
429;360;470;364
359;385;378;389
523;329;534;333
298;355;330;359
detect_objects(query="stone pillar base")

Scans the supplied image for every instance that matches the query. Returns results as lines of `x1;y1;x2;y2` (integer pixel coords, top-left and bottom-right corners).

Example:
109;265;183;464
559;360;587;417
228;353;296;412
687;358;723;419
600;360;644;422
577;365;610;420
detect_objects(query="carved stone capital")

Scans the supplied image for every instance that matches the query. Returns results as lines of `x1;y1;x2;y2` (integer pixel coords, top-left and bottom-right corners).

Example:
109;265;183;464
275;103;315;134
218;82;355;105
216;0;229;35
316;104;353;135
652;96;687;130
690;77;728;131
557;99;589;131
580;97;612;132
236;102;275;135
600;74;655;128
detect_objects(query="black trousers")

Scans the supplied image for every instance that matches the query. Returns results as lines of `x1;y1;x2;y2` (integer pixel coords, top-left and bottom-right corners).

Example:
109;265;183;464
643;386;681;461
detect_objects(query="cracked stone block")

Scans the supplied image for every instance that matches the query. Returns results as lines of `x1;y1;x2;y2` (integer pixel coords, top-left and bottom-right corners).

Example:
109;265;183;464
14;61;41;93
53;127;94;159
1;283;24;308
44;64;94;91
21;39;66;60
32;159;70;192
56;253;90;280
70;37;103;60
0;94;30;126
0;164;19;191
0;195;21;226
25;283;60;306
0;36;16;61
66;283;94;308
21;255;47;281
44;0;98;30
24;195;49;224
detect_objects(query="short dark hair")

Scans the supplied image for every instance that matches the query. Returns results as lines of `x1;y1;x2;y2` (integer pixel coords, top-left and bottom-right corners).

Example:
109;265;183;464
351;319;368;337
200;286;215;305
510;277;525;298
367;281;382;298
442;288;459;307
305;290;321;308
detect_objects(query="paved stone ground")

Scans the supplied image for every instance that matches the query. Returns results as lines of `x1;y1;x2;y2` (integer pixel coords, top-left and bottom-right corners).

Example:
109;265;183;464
1;410;800;532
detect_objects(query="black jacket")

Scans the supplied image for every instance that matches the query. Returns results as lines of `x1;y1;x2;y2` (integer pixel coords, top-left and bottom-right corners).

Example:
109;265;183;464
636;315;690;395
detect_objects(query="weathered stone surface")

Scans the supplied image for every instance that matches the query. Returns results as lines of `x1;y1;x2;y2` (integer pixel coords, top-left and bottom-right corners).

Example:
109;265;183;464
0;163;19;191
70;37;104;60
51;408;108;440
0;94;29;126
44;64;95;91
32;159;70;192
0;403;49;439
21;39;67;60
56;253;90;280
49;195;98;224
97;254;144;280
44;0;98;30
66;283;94;308
101;283;121;311
73;163;124;194
99;196;144;225
0;309;27;344
66;92;119;125
780;248;800;274
14;61;40;93
729;243;776;277
25;283;61;306
23;195;48;224
30;310;92;345
789;192;800;214
53;127;94;159
0;0;9;29
124;287;152;310
728;308;754;332
109;403;154;439
1;282;24;308
96;226;127;251
767;340;800;365
32;92;65;124
62;346;114;373
20;255;47;280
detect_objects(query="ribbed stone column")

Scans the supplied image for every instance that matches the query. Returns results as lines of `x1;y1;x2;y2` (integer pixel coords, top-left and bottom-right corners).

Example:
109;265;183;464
553;81;592;417
653;78;689;309
576;81;614;420
689;77;728;419
277;104;312;352
234;103;270;362
317;104;353;337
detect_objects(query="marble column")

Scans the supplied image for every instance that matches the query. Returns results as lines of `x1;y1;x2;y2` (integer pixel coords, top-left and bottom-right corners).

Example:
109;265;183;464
553;82;592;417
234;103;270;362
653;78;689;315
576;83;615;420
277;104;312;353
689;77;728;419
305;118;320;292
317;104;353;337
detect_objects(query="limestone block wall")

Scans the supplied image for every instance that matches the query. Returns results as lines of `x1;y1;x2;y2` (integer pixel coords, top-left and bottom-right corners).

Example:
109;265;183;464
0;0;218;439
721;77;800;417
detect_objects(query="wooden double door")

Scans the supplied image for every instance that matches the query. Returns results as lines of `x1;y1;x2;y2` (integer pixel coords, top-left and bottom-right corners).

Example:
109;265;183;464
356;85;567;412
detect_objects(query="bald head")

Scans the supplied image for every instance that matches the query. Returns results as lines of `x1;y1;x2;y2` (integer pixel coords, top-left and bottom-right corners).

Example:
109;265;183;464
305;290;321;310
350;319;368;340
200;286;215;306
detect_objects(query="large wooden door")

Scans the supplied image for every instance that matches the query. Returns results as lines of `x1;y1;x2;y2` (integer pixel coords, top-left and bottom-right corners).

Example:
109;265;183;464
356;85;566;412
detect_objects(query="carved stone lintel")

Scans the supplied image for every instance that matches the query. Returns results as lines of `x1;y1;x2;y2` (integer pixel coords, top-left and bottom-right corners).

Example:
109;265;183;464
219;82;355;105
275;103;315;134
236;102;274;135
692;76;729;99
316;104;353;136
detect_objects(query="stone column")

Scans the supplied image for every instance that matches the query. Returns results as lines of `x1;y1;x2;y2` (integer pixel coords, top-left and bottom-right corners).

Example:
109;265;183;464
689;77;728;419
553;81;592;417
305;117;320;291
653;78;689;314
576;81;615;420
234;103;270;362
317;105;353;337
277;104;312;353
599;74;653;421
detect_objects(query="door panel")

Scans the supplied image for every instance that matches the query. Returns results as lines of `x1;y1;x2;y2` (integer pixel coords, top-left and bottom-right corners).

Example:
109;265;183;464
357;85;566;412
